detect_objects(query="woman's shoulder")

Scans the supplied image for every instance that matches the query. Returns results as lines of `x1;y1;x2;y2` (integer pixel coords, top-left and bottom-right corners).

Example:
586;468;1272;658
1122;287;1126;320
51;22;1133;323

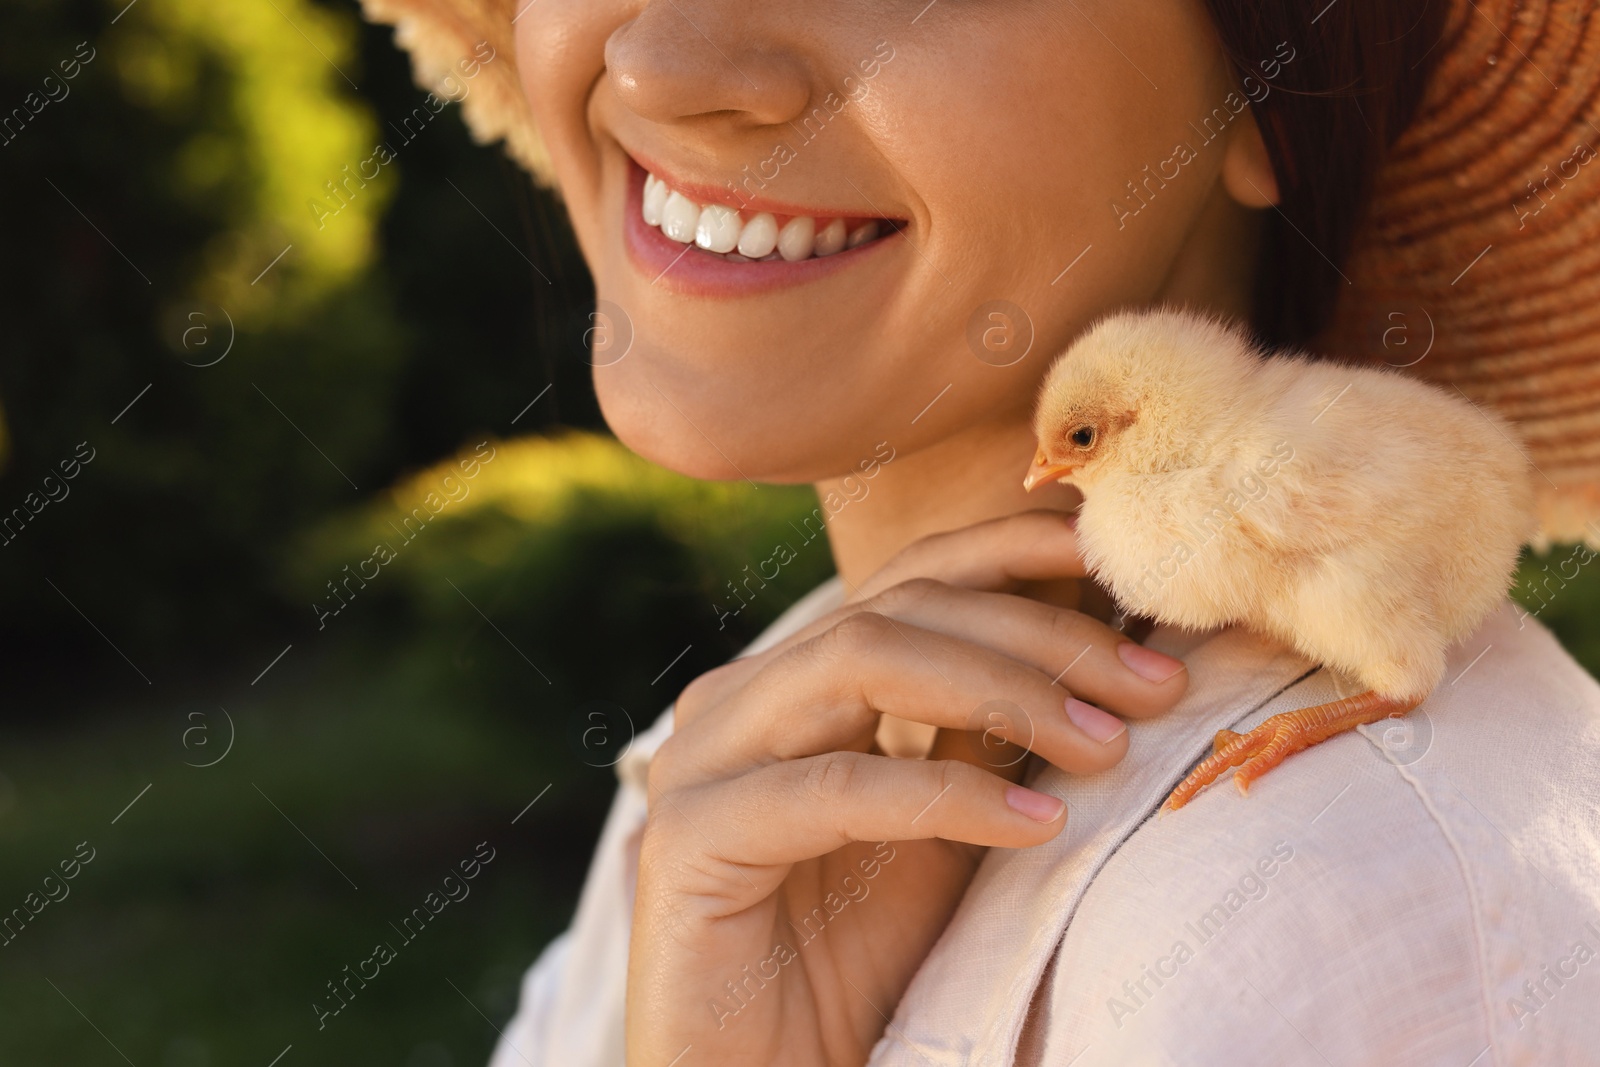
1030;602;1600;1066
867;602;1599;1067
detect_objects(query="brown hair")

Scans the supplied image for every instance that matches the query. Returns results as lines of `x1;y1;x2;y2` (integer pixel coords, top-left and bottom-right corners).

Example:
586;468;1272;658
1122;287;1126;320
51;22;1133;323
1201;0;1450;347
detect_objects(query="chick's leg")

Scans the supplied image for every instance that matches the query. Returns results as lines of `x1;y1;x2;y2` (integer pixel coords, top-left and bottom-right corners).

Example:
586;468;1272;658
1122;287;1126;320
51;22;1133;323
1163;691;1419;811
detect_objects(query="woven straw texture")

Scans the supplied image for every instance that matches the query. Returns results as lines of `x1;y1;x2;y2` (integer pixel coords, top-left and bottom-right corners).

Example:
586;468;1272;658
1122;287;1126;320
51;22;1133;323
1315;0;1600;545
360;0;552;182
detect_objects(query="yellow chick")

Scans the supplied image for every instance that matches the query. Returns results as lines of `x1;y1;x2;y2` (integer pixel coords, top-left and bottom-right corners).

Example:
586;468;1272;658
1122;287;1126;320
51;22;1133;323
1025;307;1536;810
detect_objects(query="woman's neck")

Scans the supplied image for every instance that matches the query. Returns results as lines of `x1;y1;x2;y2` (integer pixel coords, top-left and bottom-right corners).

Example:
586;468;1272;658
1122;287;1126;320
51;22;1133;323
816;415;1082;592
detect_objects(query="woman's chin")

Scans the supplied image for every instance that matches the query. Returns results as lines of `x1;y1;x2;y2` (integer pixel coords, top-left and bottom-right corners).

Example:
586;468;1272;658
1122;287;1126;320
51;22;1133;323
590;351;915;485
594;373;782;484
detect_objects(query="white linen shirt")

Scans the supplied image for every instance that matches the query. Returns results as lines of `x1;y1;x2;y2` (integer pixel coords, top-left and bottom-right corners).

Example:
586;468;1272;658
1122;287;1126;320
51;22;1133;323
490;577;1600;1067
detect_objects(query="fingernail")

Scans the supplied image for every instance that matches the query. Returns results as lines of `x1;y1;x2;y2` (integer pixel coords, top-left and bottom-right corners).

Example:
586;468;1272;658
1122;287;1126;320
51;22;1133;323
1005;785;1065;823
1065;697;1126;743
1117;641;1185;684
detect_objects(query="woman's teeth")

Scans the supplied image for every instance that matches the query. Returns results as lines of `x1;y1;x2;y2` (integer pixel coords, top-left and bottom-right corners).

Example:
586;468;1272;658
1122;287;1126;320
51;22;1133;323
641;171;884;262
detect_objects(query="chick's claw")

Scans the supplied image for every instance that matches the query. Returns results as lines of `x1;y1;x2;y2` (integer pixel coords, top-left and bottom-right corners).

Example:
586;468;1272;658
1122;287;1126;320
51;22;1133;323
1212;728;1243;754
1163;691;1421;811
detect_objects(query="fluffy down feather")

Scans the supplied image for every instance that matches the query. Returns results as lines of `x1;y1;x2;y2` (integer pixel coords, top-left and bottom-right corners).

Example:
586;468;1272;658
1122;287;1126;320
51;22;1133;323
1029;307;1536;702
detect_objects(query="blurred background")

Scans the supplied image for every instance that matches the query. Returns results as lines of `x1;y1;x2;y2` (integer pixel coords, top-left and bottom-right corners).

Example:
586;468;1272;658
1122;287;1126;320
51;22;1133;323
1;0;1596;1064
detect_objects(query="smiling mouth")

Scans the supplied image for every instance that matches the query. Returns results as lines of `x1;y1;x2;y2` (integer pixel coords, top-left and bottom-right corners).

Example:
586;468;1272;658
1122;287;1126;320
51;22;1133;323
626;155;905;265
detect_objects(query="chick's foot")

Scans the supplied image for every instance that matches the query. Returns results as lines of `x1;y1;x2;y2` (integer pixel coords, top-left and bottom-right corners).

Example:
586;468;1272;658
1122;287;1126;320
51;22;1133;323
1162;691;1420;811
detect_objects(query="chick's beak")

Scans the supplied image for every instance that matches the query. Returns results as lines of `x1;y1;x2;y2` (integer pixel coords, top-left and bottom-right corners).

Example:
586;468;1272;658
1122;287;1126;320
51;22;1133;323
1023;449;1074;492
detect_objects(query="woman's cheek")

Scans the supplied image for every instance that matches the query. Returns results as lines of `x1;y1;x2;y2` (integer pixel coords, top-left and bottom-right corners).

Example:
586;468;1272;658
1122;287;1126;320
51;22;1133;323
514;0;619;231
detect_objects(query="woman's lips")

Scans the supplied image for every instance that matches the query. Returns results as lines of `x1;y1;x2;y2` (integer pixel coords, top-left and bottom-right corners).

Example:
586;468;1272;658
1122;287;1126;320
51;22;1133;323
621;158;903;297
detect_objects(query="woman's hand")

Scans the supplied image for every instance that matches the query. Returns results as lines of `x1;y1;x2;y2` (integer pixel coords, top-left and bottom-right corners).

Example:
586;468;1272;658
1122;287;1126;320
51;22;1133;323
626;511;1187;1067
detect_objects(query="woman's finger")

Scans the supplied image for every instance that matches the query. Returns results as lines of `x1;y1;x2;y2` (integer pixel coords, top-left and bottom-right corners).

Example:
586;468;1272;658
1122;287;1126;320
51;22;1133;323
671;656;767;731
731;511;1099;675
646;752;1065;885
673;510;1093;728
841;578;1184;718
676;576;1184;735
655;612;1130;788
855;509;1088;598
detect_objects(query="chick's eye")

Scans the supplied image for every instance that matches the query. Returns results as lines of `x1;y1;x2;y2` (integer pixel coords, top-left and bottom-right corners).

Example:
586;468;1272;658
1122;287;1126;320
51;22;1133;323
1069;426;1096;448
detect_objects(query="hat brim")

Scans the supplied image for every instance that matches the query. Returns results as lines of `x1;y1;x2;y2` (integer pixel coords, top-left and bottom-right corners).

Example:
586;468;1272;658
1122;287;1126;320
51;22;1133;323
362;0;558;188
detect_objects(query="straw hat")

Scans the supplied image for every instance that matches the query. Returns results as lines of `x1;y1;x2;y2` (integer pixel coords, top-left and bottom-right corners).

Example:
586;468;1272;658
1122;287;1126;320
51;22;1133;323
360;0;1600;547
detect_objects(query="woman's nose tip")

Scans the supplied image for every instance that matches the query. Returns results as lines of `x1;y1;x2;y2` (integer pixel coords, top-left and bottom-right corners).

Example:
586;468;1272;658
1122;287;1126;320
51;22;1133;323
604;8;811;128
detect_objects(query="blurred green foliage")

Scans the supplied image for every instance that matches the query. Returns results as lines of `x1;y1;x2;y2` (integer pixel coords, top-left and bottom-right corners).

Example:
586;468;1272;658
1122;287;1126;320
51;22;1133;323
1513;544;1600;673
0;0;599;665
4;0;396;656
283;430;836;737
0;434;830;1066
